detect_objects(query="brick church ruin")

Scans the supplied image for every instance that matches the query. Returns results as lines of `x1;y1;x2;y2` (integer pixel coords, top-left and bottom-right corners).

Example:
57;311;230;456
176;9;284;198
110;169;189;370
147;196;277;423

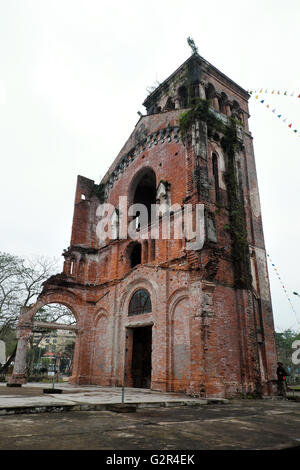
10;52;278;397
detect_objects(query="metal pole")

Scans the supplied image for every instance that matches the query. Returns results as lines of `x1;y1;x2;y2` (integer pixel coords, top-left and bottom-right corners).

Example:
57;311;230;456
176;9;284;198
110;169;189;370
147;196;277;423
122;333;126;403
52;357;55;390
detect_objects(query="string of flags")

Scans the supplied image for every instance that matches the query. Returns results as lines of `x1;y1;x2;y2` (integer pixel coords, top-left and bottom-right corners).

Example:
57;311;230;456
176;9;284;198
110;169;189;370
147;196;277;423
266;253;300;325
248;88;300;99
249;92;299;136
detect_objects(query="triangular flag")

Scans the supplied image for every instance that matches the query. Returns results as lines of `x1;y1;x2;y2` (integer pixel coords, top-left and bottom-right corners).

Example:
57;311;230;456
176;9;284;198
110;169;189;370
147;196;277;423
272;108;276;113
283;118;287;123
277;115;281;118
260;100;264;103
294;130;297;133
288;123;292;128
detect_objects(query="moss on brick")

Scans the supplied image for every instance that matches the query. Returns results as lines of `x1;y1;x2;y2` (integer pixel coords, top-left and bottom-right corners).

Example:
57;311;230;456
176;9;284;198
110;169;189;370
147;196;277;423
179;101;252;289
93;183;106;203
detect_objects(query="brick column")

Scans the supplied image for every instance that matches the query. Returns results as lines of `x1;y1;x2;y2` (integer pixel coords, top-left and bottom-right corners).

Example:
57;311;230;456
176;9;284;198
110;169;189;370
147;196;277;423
9;324;32;384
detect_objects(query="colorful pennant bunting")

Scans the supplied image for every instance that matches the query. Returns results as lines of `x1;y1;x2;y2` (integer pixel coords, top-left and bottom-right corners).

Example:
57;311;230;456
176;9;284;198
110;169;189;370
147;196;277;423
267;253;300;326
247;88;300;98
251;93;299;136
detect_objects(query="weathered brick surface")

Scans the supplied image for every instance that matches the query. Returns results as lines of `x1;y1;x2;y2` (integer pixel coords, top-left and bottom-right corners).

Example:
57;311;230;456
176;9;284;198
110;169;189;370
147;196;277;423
10;54;278;398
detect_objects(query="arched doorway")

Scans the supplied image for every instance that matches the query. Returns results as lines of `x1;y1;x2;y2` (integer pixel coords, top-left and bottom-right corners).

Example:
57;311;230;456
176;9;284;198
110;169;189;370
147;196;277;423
125;289;152;388
9;299;79;385
29;304;77;380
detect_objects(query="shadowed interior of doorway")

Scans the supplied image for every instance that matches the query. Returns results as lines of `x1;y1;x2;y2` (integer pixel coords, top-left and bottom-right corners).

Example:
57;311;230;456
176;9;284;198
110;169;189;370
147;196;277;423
130;326;152;389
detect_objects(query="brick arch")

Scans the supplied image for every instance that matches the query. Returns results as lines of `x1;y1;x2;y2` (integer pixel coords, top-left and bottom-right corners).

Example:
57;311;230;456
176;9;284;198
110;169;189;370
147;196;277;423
210;143;226;190
167;288;191;392
94;307;109;327
118;276;159;318
91;308;112;385
128;166;157;206
23;290;81;326
167;287;189;319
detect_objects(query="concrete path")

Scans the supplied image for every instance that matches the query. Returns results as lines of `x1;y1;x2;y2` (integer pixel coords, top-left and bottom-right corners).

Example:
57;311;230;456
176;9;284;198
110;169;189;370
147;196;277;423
0;382;226;415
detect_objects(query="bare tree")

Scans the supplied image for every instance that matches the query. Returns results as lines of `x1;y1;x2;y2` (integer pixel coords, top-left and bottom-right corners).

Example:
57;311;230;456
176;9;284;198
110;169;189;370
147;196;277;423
0;252;75;374
0;253;61;337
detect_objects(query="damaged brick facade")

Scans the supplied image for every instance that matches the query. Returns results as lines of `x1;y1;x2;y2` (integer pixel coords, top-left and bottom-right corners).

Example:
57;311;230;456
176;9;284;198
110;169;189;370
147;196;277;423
10;53;278;398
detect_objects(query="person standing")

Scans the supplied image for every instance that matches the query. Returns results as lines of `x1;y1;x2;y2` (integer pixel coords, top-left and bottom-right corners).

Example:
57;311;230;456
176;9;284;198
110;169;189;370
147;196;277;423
277;362;288;396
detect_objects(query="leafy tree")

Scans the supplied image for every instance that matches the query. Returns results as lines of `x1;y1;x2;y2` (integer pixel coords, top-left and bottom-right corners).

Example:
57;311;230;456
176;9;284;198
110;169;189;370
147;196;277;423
275;329;300;383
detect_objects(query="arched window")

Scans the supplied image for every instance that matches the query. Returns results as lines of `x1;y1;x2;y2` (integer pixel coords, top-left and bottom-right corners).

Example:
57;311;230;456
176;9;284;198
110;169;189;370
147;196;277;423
205;83;215;101
212;153;220;204
131;168;156;227
219;92;228;114
164;96;175;111
70;259;76;275
178;86;188;108
128;289;152;316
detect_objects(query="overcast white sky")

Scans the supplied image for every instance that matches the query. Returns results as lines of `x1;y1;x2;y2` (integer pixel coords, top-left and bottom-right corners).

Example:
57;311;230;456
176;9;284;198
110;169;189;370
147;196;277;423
0;0;299;332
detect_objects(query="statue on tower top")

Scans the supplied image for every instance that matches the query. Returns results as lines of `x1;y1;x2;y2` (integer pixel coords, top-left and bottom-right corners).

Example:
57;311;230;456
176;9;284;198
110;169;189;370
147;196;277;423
187;36;198;55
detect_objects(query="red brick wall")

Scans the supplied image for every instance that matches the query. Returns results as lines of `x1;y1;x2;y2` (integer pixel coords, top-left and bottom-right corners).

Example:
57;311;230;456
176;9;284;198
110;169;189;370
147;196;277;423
33;70;278;398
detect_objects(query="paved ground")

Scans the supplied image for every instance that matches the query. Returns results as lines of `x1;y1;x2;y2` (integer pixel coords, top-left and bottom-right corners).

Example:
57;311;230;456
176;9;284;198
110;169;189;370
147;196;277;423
0;383;299;450
0;383;217;412
0;399;300;450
